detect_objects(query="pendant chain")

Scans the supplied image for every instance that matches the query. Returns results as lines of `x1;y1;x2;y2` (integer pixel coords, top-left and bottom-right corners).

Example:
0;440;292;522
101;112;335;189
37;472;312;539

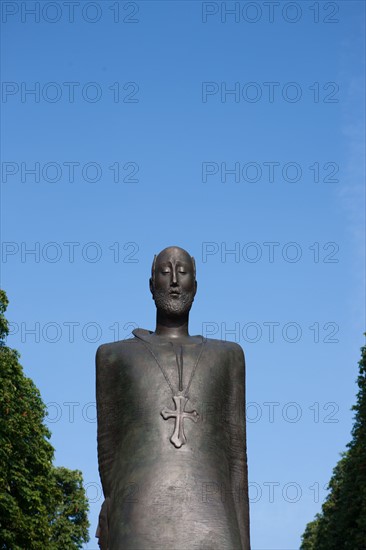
139;339;206;397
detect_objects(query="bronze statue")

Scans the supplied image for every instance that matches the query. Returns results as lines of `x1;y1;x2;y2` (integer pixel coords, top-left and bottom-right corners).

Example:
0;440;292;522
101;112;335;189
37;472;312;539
96;246;250;549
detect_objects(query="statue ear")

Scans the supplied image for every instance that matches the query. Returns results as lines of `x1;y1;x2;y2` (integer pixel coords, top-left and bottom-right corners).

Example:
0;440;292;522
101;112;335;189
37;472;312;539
191;256;196;279
149;277;154;296
194;280;197;297
150;254;157;298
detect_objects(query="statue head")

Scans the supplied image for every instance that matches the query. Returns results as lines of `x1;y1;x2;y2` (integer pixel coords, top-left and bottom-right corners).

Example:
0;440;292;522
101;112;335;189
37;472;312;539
149;246;197;318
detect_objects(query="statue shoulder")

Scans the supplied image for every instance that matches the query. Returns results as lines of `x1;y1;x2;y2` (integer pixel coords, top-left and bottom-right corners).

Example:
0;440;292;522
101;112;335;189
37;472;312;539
96;337;139;366
204;337;245;368
205;337;244;353
227;339;245;356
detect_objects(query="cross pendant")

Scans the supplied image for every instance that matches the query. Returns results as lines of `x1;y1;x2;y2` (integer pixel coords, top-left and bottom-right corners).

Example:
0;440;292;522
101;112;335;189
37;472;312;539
160;395;199;448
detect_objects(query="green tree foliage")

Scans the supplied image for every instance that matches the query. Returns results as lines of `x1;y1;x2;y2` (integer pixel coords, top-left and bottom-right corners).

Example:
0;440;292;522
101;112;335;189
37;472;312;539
0;290;90;549
49;467;90;549
301;339;366;549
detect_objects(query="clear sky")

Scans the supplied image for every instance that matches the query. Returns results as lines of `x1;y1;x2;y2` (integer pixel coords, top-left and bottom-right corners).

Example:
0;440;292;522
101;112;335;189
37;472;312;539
1;1;365;548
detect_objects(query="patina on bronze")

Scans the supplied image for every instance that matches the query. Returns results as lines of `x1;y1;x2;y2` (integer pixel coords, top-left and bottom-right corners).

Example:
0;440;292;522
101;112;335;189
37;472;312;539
96;246;250;549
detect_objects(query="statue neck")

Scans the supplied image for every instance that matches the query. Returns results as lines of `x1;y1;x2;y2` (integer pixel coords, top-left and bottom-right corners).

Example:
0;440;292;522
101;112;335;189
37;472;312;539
154;310;190;339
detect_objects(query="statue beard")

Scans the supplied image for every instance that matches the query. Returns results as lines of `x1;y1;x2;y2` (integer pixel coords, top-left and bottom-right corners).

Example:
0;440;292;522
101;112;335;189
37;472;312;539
153;289;195;318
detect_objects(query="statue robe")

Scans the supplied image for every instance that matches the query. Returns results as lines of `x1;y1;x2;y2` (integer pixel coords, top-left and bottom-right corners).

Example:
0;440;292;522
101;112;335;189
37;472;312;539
96;329;250;550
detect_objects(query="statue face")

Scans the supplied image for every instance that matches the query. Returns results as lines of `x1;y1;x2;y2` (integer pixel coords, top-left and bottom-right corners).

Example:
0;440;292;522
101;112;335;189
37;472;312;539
150;247;197;318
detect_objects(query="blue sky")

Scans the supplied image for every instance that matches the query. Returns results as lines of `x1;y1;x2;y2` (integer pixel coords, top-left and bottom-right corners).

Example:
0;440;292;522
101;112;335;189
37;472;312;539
1;1;365;548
